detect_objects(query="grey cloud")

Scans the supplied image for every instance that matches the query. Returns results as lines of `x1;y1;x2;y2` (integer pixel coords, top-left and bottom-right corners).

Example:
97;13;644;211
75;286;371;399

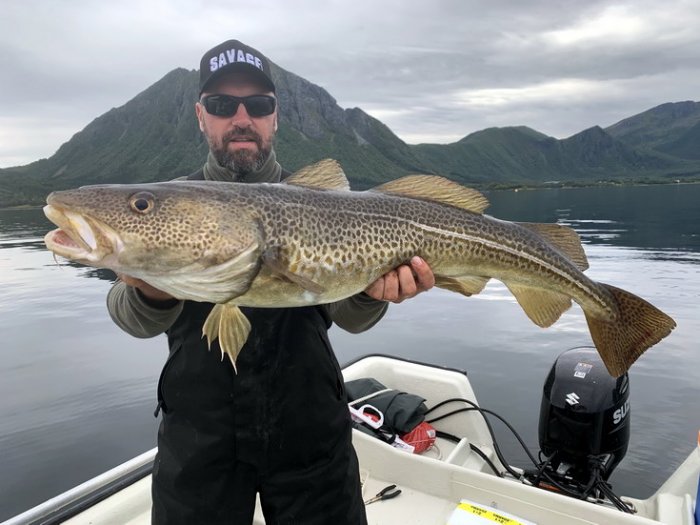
0;0;698;167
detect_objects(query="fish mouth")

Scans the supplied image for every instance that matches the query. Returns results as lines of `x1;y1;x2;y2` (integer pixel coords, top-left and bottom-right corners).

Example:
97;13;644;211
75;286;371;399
43;204;122;264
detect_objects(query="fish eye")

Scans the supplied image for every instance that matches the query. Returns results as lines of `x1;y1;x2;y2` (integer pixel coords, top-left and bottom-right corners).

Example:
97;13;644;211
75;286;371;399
129;192;155;214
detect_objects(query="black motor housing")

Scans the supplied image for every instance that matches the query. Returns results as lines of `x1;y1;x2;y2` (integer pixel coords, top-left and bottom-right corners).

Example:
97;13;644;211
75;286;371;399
538;347;630;483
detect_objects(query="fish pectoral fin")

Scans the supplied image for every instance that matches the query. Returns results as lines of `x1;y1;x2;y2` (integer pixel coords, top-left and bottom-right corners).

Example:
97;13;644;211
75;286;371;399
284;159;350;191
435;275;490;296
505;283;572;327
154;238;262;304
585;283;676;378
202;303;251;373
370;175;489;214
262;247;326;295
516;222;589;271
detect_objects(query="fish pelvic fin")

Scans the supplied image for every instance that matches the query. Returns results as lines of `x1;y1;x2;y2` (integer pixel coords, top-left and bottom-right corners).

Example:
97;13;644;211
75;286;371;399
202;303;251;373
371;175;489;214
435;275;490;296
285;159;350;191
585;283;676;378
516;222;589;271
505;283;573;327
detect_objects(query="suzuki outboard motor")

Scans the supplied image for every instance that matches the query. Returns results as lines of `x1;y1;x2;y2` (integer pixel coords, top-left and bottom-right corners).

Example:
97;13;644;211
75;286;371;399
538;346;630;485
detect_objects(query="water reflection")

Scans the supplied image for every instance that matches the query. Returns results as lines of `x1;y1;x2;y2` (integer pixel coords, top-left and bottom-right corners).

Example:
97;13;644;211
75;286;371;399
485;183;700;251
558;219;625;244
0;207;53;240
58;261;118;281
0;237;48;250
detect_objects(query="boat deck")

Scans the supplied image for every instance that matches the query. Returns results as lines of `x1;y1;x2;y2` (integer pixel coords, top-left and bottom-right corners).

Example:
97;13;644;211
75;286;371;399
7;356;698;525
57;430;696;525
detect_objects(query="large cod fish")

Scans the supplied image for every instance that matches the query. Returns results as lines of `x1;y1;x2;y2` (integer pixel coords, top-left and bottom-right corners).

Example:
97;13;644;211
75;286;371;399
44;159;675;376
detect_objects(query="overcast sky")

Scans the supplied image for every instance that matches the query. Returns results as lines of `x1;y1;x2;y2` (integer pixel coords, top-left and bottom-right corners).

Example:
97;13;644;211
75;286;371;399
1;0;699;168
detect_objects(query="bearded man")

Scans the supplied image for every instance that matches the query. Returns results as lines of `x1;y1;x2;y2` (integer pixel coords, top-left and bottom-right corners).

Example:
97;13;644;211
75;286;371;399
107;39;434;525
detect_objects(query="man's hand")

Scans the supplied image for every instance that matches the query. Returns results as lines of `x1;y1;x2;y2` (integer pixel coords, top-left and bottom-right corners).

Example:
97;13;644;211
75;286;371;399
117;273;175;303
364;256;435;303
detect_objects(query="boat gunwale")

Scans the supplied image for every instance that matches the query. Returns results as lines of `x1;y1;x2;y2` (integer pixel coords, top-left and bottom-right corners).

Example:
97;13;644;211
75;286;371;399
3;449;156;525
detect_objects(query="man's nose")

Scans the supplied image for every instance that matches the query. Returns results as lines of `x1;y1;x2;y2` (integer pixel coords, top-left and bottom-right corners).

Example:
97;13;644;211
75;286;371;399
230;103;253;125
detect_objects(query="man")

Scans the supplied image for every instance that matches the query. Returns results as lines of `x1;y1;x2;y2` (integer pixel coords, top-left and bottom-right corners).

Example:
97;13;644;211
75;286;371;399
108;39;434;525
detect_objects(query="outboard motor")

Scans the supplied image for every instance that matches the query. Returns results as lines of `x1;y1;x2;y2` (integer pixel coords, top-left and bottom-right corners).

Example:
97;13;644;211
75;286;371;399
537;346;630;486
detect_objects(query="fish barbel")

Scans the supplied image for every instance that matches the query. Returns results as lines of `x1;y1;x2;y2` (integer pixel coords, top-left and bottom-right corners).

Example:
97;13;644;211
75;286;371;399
43;159;675;376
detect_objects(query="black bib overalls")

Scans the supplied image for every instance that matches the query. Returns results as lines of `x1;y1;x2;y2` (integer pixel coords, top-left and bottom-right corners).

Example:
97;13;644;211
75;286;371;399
152;301;367;524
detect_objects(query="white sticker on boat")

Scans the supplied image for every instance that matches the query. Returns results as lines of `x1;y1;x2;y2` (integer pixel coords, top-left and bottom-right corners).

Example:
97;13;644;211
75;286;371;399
574;362;593;378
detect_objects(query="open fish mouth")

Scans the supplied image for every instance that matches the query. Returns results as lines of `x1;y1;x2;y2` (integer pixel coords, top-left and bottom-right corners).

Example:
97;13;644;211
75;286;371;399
43;204;120;263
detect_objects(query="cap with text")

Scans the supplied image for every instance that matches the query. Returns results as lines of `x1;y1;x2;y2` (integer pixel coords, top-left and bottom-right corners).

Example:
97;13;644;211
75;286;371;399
199;39;275;95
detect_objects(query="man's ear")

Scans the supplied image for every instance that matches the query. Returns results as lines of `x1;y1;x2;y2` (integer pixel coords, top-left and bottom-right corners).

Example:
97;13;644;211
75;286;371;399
195;102;206;132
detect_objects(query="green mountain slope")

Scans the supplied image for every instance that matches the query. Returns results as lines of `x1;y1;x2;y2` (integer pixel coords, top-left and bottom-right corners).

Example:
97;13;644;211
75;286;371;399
414;127;558;184
271;67;431;188
605;101;700;157
413;125;685;185
655;120;700;160
0;66;433;205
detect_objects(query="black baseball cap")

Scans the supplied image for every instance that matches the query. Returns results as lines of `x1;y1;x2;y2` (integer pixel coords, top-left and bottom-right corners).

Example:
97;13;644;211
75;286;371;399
199;39;275;95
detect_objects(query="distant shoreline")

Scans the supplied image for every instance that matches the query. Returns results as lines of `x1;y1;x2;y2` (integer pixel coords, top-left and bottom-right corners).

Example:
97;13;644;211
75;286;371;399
482;178;700;193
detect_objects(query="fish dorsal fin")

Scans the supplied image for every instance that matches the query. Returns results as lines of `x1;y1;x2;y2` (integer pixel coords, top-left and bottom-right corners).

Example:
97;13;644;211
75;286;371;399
284;159;350;191
505;283;573;328
371;175;489;213
516;222;589;271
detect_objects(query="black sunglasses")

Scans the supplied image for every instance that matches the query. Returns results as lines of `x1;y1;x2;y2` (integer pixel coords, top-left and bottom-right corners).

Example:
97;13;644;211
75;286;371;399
200;94;276;118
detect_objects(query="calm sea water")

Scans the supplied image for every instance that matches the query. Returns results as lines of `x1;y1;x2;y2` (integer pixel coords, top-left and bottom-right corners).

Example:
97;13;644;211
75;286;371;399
1;184;698;520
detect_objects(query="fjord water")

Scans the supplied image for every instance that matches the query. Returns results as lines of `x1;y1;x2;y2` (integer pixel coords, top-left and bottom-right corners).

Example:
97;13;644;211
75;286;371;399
1;183;698;519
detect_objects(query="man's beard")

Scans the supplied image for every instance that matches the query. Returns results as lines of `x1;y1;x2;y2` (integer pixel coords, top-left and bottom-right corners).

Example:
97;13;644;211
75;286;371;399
209;127;272;175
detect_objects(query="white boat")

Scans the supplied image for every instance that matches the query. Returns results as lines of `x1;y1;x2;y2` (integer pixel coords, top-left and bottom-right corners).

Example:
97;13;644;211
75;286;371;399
4;354;698;525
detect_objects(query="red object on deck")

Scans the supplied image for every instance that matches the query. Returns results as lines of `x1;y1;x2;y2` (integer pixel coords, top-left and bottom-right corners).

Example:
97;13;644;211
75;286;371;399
401;422;436;454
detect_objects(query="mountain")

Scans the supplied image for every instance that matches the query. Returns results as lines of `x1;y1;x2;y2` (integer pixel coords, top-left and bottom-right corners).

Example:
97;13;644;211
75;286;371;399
413;124;685;185
558;125;677;175
270;66;431;188
0;65;433;206
1;65;699;207
414;127;556;183
605;101;700;159
0;69;208;208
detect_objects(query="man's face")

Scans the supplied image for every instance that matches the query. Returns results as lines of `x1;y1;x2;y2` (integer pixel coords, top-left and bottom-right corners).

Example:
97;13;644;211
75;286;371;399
195;72;278;175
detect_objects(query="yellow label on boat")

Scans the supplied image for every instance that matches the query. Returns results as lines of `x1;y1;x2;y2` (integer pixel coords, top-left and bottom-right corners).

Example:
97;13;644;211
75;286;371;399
447;499;536;525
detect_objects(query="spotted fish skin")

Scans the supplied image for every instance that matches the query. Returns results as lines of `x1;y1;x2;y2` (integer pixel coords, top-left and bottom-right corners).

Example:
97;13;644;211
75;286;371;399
43;159;675;376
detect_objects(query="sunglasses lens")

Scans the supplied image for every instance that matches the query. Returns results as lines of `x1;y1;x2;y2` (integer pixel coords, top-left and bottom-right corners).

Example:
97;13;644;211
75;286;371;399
202;96;239;117
202;95;275;118
244;96;276;117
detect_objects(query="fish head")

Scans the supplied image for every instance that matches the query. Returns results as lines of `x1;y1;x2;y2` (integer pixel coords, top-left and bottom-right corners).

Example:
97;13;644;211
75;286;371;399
43;182;260;275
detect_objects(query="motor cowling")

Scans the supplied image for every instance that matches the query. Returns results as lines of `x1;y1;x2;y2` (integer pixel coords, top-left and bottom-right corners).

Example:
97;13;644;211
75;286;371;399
538;347;630;483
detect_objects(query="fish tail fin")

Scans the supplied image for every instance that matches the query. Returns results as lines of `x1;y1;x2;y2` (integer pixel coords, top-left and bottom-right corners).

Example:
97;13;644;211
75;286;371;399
584;283;676;377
